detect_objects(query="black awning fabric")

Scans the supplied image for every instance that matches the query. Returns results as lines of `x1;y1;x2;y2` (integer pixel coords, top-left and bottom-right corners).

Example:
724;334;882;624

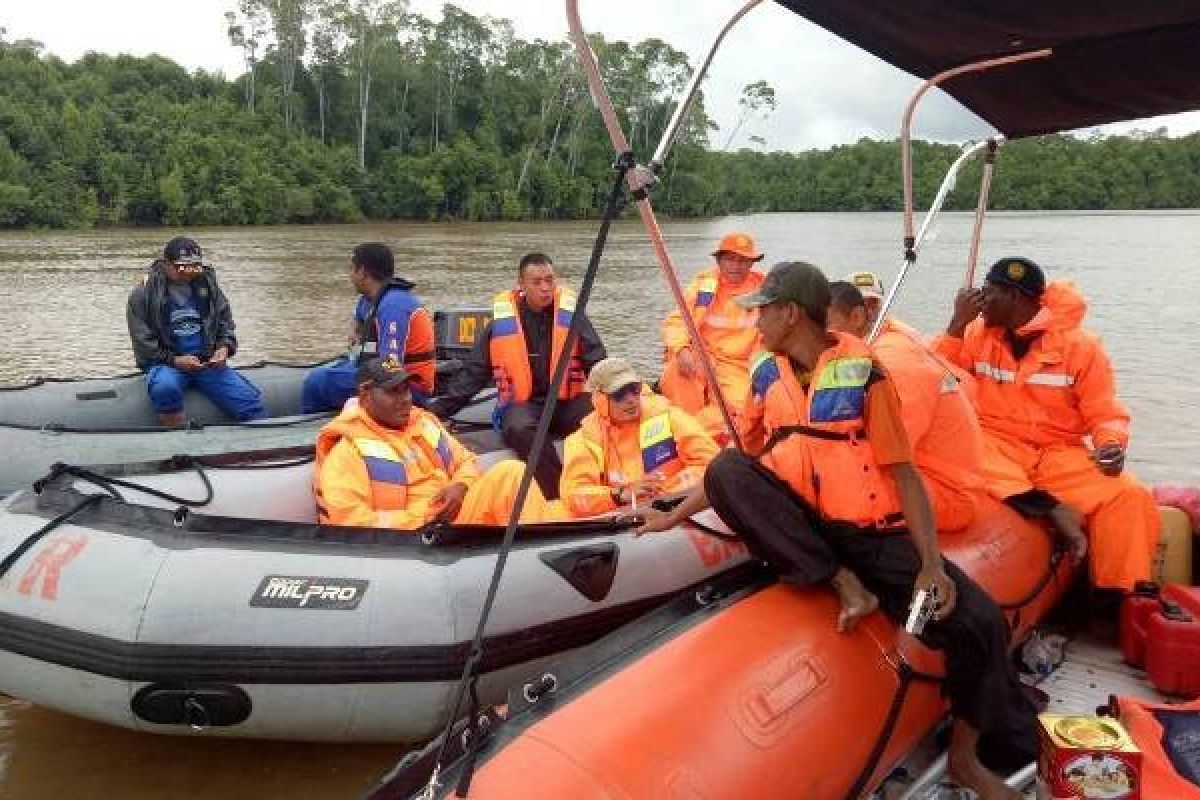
775;1;1200;138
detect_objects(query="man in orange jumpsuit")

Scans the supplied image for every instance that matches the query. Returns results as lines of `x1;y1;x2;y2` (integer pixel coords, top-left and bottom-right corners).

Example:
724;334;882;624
640;262;1031;800
315;357;560;530
660;232;765;439
827;280;987;531
560;358;719;518
934;257;1159;590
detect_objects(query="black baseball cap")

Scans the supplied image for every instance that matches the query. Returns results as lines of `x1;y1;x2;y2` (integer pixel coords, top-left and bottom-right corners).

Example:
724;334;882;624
984;257;1046;297
736;261;830;310
164;236;203;266
357;357;414;391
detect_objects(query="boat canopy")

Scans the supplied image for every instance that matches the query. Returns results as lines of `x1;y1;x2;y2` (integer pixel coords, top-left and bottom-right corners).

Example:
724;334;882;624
776;1;1200;137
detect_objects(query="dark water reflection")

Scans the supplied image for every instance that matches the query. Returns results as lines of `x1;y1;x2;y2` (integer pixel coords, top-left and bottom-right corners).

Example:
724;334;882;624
0;211;1196;797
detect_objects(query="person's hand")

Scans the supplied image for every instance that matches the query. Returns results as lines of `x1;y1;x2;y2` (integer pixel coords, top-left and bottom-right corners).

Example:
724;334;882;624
675;347;703;382
946;288;984;337
634;507;678;536
173;355;205;373
1093;444;1125;476
429;482;468;523
631;474;667;502
207;346;229;368
346;323;362;347
914;562;957;621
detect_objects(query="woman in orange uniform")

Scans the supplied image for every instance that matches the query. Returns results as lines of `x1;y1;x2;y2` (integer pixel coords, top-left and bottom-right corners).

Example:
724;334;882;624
561;358;719;517
934;257;1159;591
660;232;765;439
315;357;561;530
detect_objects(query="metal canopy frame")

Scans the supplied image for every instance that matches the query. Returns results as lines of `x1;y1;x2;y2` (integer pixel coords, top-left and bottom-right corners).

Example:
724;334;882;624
566;0;767;450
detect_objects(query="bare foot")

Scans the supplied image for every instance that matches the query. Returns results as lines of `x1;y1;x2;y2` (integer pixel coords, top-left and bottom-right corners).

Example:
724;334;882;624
1049;502;1088;564
947;756;1022;800
830;568;879;633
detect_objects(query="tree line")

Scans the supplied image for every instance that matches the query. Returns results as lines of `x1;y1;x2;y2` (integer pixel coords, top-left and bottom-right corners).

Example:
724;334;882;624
0;2;1198;230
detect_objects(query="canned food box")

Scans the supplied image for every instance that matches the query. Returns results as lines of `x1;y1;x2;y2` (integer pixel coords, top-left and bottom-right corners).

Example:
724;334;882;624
1037;713;1141;799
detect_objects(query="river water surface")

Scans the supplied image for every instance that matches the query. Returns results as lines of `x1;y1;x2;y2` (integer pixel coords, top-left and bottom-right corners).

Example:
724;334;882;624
0;211;1197;798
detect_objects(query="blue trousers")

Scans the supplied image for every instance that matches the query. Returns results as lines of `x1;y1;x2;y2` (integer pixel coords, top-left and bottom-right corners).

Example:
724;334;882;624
302;359;429;413
146;364;267;421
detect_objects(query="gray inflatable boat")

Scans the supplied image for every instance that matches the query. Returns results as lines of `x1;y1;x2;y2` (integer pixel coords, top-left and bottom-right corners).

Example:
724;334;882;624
0;308;496;496
0;447;748;742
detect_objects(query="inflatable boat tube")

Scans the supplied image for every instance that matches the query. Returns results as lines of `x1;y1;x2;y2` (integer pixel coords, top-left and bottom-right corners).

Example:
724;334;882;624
0;448;749;742
0;361;498;496
372;499;1072;798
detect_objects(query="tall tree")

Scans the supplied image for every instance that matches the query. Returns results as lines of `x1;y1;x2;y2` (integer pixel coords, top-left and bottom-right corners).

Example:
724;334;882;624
328;0;407;168
723;79;777;150
256;0;312;133
226;1;268;114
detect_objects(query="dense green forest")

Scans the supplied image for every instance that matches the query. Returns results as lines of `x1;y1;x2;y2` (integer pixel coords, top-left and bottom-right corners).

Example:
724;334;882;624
1;2;1198;229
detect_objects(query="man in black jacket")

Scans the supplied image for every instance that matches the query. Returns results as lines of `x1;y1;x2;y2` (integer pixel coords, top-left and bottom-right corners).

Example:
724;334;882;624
430;253;606;499
126;236;266;426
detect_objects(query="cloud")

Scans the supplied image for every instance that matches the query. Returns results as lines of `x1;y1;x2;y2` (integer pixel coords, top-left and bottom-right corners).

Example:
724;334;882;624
6;0;1197;151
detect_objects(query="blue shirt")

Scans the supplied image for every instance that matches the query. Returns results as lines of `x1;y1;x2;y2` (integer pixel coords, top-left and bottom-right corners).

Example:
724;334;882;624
168;285;205;355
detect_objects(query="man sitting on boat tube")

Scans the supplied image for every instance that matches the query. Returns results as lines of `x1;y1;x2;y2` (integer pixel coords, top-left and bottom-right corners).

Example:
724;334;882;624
300;242;437;414
560;357;718;518
638;262;1032;800
827;278;987;532
658;232;765;441
934;257;1160;591
126;236;267;427
315;357;561;530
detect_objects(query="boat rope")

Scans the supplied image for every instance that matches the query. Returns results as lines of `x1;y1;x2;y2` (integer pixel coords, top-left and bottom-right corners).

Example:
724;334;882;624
0;493;106;583
843;660;942;800
998;525;1067;635
36;459;215;508
416;151;635;800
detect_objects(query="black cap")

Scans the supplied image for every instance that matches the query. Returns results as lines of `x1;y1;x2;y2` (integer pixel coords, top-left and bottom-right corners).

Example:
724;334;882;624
985;257;1045;297
164;236;203;266
357;357;414;391
736;261;830;310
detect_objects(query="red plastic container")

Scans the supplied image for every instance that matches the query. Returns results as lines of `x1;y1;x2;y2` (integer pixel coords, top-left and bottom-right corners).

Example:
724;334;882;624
1120;584;1161;667
1144;585;1200;697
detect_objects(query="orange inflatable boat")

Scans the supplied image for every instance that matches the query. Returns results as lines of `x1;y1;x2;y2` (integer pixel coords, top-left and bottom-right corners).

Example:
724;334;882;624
373;499;1072;799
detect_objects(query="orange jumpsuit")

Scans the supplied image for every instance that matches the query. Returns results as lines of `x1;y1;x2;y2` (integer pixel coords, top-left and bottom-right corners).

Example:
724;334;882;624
315;403;561;529
660;266;763;437
873;319;987;532
933;281;1159;590
560;392;719;518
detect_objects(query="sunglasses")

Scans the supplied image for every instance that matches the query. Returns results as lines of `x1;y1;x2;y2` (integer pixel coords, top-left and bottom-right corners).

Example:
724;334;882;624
608;383;641;403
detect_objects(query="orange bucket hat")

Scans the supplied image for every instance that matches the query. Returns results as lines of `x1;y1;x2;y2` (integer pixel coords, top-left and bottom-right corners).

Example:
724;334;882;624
712;232;763;262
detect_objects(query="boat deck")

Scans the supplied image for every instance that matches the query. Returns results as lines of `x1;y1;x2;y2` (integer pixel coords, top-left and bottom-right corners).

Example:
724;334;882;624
878;632;1168;799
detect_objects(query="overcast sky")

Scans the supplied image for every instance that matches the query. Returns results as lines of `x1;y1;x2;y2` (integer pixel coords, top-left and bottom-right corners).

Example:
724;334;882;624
5;0;1199;151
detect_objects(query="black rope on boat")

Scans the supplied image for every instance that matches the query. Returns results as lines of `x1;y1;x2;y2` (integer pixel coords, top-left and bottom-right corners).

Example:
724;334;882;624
0;493;104;582
998;527;1065;616
418;151;635;800
45;459;215;508
843;663;918;800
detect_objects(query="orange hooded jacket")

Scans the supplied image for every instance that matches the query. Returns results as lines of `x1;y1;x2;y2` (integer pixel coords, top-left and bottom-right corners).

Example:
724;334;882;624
873;318;986;530
660;266;763;430
315;402;480;530
932;281;1131;450
560;391;719;518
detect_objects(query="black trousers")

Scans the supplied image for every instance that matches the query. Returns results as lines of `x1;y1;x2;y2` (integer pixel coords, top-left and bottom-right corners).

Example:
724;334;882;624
705;450;1031;737
500;394;593;500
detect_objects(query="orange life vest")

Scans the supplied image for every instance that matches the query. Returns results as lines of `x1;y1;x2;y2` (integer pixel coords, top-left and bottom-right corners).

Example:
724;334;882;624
489;288;586;412
748;333;903;529
314;405;454;523
577;394;685;487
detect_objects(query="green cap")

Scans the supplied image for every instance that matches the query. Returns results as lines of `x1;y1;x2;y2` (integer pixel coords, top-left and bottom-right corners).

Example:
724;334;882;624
736;261;830;310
